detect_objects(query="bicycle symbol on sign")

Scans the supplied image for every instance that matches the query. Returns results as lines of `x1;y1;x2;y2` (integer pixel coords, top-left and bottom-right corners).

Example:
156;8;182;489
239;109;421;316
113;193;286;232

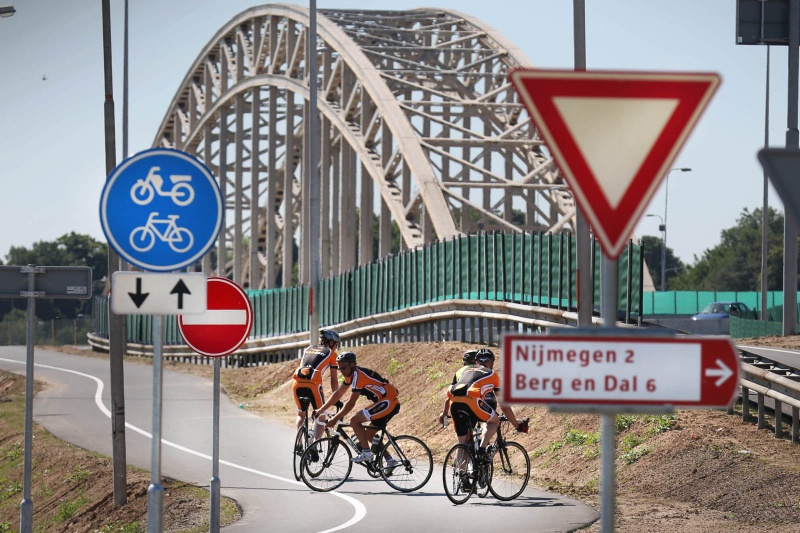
130;166;195;206
129;212;195;253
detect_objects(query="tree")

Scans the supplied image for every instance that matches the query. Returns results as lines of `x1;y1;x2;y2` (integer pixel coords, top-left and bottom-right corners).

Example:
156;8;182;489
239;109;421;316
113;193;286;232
672;207;785;291
640;235;685;290
2;233;108;320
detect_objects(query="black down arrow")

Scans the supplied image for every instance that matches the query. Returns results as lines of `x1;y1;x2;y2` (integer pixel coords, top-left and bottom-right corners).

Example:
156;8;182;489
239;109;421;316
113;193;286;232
128;278;149;308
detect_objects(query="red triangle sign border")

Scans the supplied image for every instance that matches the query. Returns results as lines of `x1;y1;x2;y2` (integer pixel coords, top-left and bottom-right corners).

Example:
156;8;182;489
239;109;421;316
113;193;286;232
509;69;720;258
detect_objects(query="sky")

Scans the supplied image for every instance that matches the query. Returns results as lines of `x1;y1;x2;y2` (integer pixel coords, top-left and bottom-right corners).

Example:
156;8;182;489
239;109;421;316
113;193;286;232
0;0;787;265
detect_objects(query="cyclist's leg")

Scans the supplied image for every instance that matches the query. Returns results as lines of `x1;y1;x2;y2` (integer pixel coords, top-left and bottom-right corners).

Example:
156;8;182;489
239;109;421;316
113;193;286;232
450;403;475;472
477;393;500;449
292;382;312;431
311;384;328;441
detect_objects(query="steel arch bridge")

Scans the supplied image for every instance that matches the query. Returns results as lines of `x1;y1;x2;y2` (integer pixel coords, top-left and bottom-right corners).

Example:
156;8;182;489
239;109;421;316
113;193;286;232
153;4;574;289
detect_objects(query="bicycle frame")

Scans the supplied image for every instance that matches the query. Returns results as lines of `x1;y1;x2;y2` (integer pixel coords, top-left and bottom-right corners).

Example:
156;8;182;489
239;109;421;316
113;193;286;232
333;423;389;476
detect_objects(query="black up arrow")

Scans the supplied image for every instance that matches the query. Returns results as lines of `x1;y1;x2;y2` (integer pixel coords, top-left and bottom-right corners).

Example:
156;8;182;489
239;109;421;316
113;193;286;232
171;279;191;309
128;278;149;308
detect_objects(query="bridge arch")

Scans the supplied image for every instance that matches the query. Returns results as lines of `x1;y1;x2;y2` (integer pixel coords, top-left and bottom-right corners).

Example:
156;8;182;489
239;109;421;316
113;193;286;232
153;4;573;289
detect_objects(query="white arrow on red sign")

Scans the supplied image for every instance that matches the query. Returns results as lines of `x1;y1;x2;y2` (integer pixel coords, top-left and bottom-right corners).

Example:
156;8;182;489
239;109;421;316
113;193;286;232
508;69;720;258
178;277;253;357
502;333;739;408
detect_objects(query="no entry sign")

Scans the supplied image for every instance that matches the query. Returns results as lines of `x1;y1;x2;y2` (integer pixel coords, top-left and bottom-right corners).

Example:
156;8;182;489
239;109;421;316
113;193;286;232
502;333;739;408
178;277;253;357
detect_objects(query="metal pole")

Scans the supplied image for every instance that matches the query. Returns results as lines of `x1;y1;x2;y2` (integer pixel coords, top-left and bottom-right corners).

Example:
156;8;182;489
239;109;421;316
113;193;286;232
662;177;669;292
147;316;164;532
784;0;799;335
762;45;770;321
210;358;221;532
599;255;619;533
573;0;592;326
308;0;321;340
19;266;35;533
101;0;128;504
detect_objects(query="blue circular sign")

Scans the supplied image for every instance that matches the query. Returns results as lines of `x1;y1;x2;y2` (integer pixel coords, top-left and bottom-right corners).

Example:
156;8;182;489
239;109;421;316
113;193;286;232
99;148;223;272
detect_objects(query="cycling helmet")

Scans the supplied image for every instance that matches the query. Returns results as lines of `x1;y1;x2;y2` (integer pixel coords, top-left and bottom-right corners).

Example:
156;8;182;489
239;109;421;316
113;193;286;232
320;329;340;345
476;348;495;362
336;351;357;364
462;350;478;365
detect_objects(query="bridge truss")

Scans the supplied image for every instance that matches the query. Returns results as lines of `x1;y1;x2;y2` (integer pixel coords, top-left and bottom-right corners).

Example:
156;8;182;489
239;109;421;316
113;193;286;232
153;4;574;289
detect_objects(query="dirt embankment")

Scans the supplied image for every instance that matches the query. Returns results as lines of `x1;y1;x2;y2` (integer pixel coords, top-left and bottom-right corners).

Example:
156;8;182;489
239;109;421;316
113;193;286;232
219;339;800;532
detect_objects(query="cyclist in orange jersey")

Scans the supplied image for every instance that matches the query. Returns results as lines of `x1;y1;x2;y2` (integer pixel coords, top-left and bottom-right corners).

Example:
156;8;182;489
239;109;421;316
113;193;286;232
316;351;401;464
292;329;340;442
438;349;478;429
444;348;526;462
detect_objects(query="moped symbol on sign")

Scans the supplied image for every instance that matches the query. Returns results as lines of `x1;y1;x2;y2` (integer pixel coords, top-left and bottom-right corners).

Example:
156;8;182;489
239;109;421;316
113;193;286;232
99;148;222;272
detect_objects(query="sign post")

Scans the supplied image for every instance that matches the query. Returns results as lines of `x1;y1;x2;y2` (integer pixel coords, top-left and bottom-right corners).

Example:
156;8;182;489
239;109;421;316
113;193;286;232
99;148;222;532
178;277;253;532
0;265;92;533
509;68;721;533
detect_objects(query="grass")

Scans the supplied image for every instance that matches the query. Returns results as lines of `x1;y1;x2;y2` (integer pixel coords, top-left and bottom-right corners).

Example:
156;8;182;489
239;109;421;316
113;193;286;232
533;415;676;466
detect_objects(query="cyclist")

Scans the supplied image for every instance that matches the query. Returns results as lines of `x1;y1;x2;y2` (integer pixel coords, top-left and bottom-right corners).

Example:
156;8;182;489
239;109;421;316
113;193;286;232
292;329;340;445
316;351;401;464
443;348;527;463
438;349;478;429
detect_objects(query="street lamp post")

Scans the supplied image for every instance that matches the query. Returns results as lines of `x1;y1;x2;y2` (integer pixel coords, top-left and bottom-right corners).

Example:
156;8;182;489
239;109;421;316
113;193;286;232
0;6;15;17
645;214;666;290
663;167;692;291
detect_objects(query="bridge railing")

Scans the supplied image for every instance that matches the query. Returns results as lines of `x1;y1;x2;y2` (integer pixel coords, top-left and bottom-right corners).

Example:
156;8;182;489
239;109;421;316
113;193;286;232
88;231;644;364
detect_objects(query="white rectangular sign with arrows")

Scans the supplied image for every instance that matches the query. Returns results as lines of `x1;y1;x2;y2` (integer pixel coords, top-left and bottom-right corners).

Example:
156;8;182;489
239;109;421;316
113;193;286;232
111;272;207;315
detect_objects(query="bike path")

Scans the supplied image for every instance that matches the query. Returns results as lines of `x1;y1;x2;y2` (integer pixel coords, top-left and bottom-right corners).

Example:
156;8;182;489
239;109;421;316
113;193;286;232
0;347;599;532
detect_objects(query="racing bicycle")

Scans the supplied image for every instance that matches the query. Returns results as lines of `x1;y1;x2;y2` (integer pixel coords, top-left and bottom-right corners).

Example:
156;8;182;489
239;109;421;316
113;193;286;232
443;414;530;504
300;421;433;493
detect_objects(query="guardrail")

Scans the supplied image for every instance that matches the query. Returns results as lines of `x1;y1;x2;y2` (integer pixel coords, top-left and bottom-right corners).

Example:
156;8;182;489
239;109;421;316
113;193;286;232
737;349;800;444
87;298;621;367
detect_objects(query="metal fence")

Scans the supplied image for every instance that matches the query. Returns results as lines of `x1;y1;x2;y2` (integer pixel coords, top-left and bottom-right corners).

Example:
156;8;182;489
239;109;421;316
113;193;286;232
91;231;643;348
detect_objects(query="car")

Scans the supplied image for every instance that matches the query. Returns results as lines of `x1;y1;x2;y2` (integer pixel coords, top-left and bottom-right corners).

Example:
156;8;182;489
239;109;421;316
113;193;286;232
691;301;752;321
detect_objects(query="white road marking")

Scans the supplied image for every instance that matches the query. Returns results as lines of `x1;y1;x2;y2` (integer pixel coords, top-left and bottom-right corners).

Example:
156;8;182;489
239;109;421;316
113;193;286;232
0;356;366;532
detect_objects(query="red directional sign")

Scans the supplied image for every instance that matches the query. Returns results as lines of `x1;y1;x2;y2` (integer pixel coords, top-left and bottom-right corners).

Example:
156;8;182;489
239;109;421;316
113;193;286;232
509;69;720;258
178;277;253;357
502;333;739;408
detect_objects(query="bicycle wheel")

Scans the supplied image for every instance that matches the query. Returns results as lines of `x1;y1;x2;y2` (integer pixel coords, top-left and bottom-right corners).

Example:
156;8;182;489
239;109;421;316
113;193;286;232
379;435;433;493
129;227;155;252
489;441;530;501
292;427;310;481
442;444;475;505
168;227;194;253
300;436;352;492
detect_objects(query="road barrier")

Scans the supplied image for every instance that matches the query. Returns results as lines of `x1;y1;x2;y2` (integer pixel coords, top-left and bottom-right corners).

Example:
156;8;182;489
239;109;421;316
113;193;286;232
737;349;800;444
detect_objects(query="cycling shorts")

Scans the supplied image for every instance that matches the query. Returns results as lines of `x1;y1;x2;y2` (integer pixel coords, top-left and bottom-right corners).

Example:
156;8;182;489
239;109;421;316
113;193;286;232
292;380;325;411
363;399;400;428
450;395;496;434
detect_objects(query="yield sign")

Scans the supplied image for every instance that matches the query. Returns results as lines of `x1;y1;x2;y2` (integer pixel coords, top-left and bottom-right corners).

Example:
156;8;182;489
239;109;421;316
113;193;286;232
178;277;253;357
758;148;800;224
509;69;720;258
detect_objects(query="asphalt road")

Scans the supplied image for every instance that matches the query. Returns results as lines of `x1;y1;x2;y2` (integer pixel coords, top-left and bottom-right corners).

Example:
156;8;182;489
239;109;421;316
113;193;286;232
0;346;599;532
736;344;800;369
